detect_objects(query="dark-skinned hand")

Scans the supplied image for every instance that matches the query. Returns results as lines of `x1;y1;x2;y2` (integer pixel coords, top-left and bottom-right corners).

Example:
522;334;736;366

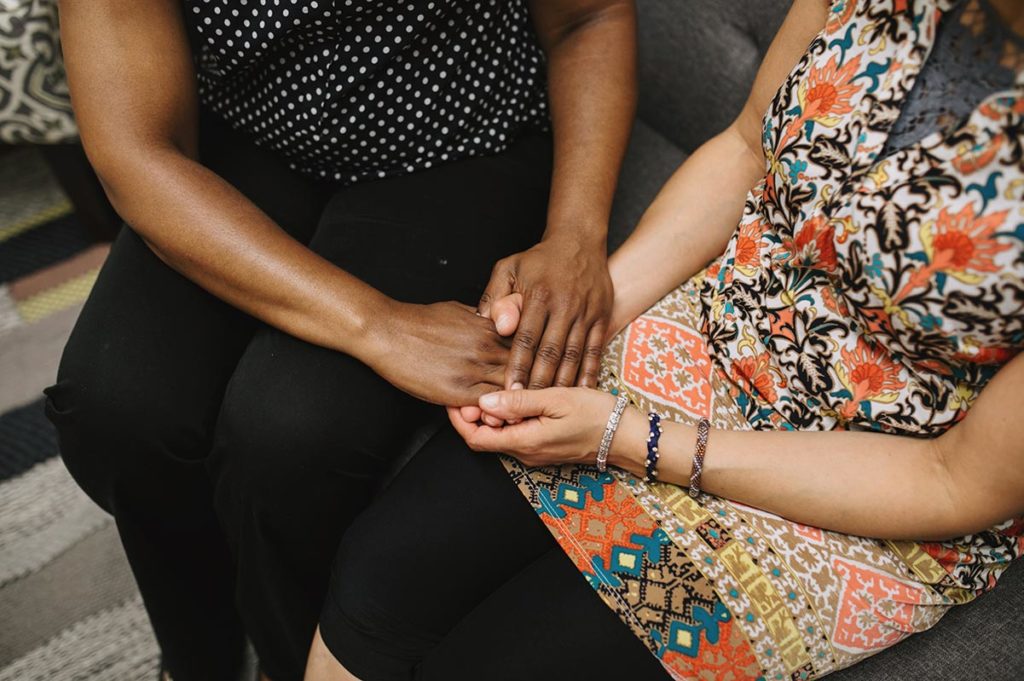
365;300;510;406
478;237;613;391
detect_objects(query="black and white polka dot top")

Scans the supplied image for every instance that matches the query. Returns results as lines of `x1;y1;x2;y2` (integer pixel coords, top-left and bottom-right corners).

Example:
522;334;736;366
184;0;550;183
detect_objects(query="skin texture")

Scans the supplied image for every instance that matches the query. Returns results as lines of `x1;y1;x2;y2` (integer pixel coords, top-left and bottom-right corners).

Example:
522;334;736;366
454;348;1024;542
58;0;635;409
304;628;354;681
452;0;1024;543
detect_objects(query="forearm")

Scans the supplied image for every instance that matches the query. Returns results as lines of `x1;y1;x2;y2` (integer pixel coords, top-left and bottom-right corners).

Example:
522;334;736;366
607;126;764;334
608;410;969;541
99;147;388;358
537;1;637;246
62;0;391;361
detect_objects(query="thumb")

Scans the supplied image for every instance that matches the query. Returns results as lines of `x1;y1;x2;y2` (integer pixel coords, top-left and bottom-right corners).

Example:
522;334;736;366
478;264;513;319
491;293;523;337
478;387;554;420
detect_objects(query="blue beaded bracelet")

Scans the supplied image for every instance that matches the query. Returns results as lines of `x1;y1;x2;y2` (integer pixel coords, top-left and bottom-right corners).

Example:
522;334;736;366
644;412;663;483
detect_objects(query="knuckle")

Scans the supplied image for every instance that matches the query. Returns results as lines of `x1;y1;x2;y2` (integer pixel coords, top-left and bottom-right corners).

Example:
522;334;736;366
536;343;563;364
562;295;584;312
554;375;574;388
513;331;538;351
584;344;604;360
509;361;532;378
527;285;552;303
527;379;548;390
562;345;583;363
478;291;492;304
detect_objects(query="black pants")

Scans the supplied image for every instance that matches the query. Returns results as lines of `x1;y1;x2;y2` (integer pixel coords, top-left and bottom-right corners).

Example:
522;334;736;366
319;427;670;680
43;113;552;681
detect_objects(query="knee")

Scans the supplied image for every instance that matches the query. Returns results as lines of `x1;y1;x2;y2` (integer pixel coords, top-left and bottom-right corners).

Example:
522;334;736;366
328;509;409;619
44;333;212;507
210;325;424;506
209;357;391;523
209;381;323;518
319;509;433;674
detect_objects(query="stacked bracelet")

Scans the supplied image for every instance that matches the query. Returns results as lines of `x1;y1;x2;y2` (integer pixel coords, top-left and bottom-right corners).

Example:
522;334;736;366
644;413;663;483
596;393;630;472
688;417;711;498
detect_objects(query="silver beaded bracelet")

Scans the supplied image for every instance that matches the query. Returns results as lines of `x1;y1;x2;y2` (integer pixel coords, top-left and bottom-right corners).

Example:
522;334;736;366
596;393;630;472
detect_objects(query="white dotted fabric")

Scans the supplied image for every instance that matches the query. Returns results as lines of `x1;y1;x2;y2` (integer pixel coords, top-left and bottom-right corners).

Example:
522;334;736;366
185;0;550;183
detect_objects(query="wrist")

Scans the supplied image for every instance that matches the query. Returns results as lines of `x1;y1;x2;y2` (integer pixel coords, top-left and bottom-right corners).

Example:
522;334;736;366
344;293;403;364
541;221;608;253
606;406;648;477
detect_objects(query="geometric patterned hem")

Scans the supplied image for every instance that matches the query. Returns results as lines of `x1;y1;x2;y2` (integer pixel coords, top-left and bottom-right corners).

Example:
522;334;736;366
501;454;954;681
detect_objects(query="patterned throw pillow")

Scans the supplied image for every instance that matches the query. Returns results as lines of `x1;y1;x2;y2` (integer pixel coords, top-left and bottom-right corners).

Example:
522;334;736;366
0;0;77;144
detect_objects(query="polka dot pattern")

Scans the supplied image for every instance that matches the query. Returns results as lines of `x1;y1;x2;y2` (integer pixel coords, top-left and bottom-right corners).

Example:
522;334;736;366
185;0;550;183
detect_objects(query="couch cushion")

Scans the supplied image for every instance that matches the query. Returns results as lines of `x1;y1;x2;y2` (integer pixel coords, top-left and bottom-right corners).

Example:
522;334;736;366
0;0;78;144
634;0;789;153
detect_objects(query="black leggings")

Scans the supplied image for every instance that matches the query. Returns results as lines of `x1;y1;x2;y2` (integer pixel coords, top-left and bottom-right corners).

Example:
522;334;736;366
44;112;552;681
319;427;670;681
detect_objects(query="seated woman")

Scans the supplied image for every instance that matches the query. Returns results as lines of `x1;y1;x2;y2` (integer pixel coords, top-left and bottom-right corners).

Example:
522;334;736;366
306;0;1024;678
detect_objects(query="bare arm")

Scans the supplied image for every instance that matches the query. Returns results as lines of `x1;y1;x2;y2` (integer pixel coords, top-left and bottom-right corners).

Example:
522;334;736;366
479;0;637;390
607;0;828;334
60;0;512;406
61;0;381;352
455;352;1024;542
608;353;1024;541
532;0;637;247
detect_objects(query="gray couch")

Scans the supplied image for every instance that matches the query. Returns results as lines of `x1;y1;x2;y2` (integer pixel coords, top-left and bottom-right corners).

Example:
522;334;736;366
604;1;1024;679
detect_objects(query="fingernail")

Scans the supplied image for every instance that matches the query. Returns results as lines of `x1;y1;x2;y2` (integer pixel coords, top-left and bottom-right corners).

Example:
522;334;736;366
497;314;511;328
480;393;499;409
511;382;524;390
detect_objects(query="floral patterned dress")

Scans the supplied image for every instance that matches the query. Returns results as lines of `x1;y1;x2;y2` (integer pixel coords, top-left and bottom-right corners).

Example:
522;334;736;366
502;1;1024;679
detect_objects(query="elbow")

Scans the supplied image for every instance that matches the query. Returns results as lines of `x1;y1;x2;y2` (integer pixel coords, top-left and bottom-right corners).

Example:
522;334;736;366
79;136;179;224
78;135;137;213
537;1;636;54
917;435;988;541
721;121;767;188
727;98;769;171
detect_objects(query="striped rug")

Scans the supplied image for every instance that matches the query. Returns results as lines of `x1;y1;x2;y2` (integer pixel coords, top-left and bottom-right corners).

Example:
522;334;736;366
0;147;162;680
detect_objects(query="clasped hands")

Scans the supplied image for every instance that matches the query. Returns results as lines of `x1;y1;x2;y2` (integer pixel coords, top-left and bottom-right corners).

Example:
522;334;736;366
451;238;625;466
365;236;621;465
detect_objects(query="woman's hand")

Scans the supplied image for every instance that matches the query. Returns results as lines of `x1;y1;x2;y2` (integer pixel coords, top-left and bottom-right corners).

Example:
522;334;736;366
448;387;625;467
364;300;511;406
466;290;612;427
478;239;613;391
